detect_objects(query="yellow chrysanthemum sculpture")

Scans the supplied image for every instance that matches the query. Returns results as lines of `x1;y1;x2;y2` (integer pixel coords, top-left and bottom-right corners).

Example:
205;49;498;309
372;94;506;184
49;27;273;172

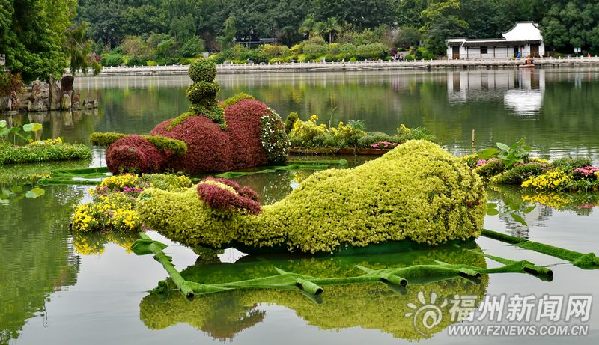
137;140;486;253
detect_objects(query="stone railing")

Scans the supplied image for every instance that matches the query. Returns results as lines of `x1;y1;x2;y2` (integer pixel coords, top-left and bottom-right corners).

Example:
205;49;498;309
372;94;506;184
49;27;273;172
72;56;599;77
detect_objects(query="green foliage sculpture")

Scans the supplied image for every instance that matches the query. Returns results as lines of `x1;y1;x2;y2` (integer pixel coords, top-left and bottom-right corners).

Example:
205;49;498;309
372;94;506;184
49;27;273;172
184;59;224;126
138;140;486;253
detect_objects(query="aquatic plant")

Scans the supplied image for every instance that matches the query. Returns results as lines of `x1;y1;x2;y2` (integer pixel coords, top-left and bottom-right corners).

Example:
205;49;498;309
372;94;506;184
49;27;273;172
0;120;43;143
478;138;531;169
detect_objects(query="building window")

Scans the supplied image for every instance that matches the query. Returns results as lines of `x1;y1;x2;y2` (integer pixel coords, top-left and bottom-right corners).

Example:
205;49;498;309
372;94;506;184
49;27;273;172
481;46;488;54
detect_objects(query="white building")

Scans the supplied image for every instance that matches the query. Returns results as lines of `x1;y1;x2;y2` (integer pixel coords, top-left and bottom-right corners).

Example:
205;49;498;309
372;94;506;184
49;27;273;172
446;22;544;59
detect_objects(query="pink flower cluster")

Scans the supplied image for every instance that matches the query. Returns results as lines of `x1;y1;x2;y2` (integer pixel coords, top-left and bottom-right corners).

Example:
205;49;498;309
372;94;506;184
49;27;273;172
370;141;397;149
573;166;599;178
196;177;261;214
476;159;488;167
123;186;144;194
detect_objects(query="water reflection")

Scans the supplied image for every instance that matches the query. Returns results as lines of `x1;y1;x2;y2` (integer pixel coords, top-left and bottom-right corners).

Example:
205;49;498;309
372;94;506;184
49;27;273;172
0;185;83;344
140;243;488;341
447;69;544;116
486;185;599;238
1;109;100;144
65;69;599;161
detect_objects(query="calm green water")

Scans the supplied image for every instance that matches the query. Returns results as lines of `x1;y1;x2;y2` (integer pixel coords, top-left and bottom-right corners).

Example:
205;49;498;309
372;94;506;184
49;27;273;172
2;69;599;344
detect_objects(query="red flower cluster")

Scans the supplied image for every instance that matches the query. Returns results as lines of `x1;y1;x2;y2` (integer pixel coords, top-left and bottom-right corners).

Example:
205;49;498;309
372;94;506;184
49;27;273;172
106;98;279;175
106;135;165;173
152;115;233;174
224;99;270;168
197;177;261;214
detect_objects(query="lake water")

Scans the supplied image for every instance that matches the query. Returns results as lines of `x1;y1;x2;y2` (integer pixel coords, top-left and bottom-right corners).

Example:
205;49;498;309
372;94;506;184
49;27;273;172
1;68;599;345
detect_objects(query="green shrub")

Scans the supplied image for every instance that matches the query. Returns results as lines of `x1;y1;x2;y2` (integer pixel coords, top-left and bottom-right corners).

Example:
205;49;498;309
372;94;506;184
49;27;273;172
330;120;367;147
178;37;205;58
396;124;437;143
186;81;219;106
140;174;193;191
0;142;91;165
491;163;546;185
90;132;187;156
474;159;505;178
188;59;216;83
102;53;124;67
260;44;290;58
126;55;146;67
260;110;290;164
138;140;485;253
312;132;339;147
289;115;328;147
222;93;255;108
302;38;328;61
284;112;299;134
459;154;479;169
90;132;127;146
144;136;187;156
355;43;388;60
553;157;592;171
413;46;434;60
357;132;396;147
187;105;225;128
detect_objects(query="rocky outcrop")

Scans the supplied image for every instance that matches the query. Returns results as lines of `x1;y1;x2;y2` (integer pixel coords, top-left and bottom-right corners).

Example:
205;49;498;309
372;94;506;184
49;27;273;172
0;76;97;112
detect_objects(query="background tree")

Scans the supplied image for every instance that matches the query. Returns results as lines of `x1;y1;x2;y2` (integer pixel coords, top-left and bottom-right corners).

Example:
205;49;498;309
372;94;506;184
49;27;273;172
65;22;100;75
421;0;468;55
0;0;77;82
395;26;421;49
218;15;237;50
322;17;342;43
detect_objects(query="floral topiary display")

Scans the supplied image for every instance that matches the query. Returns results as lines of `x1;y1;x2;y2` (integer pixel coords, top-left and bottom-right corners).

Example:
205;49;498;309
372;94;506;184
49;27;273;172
103;59;289;174
197;177;261;215
106;135;167;173
137;140;486;253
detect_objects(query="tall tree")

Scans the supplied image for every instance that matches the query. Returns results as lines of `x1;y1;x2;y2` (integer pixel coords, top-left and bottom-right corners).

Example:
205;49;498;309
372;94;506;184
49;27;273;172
0;0;78;82
421;0;468;55
541;1;599;53
322;17;342;43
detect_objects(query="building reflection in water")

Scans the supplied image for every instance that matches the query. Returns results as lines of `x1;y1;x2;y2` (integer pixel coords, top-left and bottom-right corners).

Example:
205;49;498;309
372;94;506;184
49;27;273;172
448;69;545;116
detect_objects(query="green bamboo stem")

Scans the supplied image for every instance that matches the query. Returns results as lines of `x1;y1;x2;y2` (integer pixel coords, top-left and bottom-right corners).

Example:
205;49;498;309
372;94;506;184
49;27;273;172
482;229;599;269
132;235;554;298
132;234;195;298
